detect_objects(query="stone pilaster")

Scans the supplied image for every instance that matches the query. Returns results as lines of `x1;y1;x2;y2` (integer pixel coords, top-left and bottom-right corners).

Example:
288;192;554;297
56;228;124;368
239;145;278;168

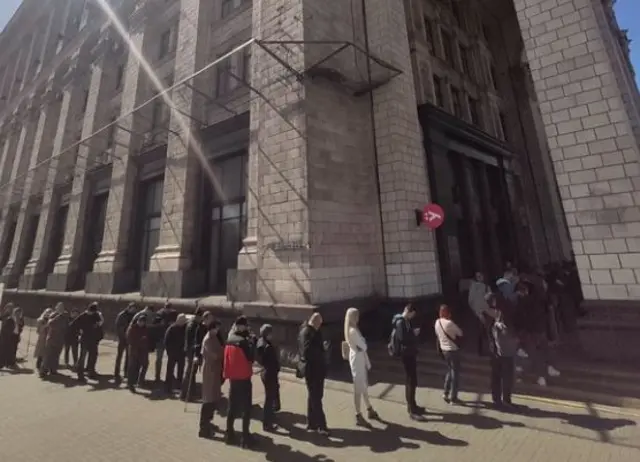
143;0;213;298
364;0;440;298
515;0;640;300
2;105;43;287
85;27;150;294
48;52;110;292
22;72;86;290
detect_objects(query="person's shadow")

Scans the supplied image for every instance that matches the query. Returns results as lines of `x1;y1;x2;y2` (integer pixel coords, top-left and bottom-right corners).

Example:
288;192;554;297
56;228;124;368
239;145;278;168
434;408;526;431
273;411;468;452
0;366;34;375
515;404;637;433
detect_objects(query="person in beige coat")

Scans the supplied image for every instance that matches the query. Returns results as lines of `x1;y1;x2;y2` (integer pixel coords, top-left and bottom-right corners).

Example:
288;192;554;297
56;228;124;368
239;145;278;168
199;319;224;438
41;303;69;378
34;308;54;370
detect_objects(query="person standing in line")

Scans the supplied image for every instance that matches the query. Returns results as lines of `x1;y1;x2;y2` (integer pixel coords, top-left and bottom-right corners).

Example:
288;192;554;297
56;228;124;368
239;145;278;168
181;308;212;401
344;307;379;426
468;272;494;356
199;319;224;438
7;307;25;368
64;308;80;369
41;303;69;377
223;316;256;448
489;309;520;408
164;313;188;394
434;304;464;405
126;314;150;393
132;306;155;384
34;308;54;371
0;303;17;369
152;302;174;384
299;312;330;435
114;303;137;382
390;304;425;419
70;302;103;382
256;323;281;432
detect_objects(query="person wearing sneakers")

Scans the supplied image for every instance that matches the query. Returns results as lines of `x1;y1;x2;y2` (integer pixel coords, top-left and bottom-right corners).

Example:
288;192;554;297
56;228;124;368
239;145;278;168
490;309;519;408
344;307;380;426
434;304;463;405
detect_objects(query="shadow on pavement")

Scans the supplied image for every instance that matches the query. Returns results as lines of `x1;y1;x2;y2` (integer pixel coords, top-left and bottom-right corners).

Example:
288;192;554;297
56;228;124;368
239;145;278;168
250;433;336;462
516;404;637;433
273;410;468;452
0;366;34;375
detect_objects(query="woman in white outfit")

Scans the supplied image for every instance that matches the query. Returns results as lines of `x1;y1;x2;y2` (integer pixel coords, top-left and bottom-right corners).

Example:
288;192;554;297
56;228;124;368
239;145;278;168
344;307;379;425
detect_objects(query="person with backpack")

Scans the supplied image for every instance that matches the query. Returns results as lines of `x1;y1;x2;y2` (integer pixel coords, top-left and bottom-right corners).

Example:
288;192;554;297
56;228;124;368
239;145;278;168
434;304;463;404
114;303;137;382
388;304;424;419
256;323;281;432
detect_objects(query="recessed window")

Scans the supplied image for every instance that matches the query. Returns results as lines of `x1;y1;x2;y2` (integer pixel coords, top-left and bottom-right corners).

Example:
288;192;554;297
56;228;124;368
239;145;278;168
215;56;233;96
424;17;435;55
242;50;251;83
433;75;444;107
441;30;453;65
490;64;498;90
115;64;125;90
159;29;173;59
106;116;117;148
468;96;481;126
221;0;234;18
138;178;164;273
451;87;463;118
499;111;508;141
459;45;472;76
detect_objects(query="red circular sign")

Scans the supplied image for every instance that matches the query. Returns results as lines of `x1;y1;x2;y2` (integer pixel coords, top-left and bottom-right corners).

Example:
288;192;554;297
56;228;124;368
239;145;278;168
422;203;445;229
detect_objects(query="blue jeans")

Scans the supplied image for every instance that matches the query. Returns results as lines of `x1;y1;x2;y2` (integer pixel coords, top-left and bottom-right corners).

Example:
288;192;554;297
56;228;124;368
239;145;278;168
443;350;461;400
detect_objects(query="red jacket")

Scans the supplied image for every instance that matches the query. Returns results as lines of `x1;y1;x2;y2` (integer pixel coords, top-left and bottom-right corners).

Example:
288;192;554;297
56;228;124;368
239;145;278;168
223;331;254;380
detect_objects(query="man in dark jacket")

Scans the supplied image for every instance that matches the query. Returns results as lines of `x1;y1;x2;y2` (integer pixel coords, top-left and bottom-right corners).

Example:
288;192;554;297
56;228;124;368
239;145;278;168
180;308;212;401
256;323;280;431
114;303;137;382
70;302;103;382
164;313;187;393
223;316;256;448
392;304;424;419
151;302;175;383
299;313;329;434
489;310;519;408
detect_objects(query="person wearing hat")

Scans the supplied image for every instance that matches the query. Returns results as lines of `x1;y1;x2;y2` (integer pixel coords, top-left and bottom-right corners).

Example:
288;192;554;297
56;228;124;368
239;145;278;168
199;319;224;438
126;313;150;393
256;324;281;431
223;315;256;448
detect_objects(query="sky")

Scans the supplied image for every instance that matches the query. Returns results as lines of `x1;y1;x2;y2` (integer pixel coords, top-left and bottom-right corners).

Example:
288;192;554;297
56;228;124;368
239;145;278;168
0;0;638;85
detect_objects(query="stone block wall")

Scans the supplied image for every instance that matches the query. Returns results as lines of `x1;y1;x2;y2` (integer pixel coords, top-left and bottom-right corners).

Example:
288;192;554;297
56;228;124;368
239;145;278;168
515;0;640;300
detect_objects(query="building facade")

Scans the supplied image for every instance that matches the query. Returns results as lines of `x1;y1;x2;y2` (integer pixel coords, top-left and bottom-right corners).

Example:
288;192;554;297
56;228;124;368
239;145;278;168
0;0;639;334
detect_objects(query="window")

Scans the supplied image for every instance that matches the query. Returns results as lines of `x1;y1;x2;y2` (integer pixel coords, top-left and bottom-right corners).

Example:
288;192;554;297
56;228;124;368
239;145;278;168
242;50;251;83
81;89;89;113
499;112;508;141
115;64;125;90
433;75;444;107
468;97;481;126
84;194;108;273
460;45;472;76
159;29;173;59
441;30;453;65
138;178;164;273
46;205;69;273
424;17;435;55
151;100;166;130
22;214;40;265
0;219;17;268
451;87;463;118
215;56;233;96
490;64;498;90
221;0;234;18
106;117;116;148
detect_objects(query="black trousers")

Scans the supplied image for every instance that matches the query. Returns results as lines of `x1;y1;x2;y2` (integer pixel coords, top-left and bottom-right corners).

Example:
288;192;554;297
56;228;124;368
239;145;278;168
261;372;280;427
165;354;185;391
402;355;418;412
226;379;252;436
491;356;515;404
64;341;79;366
305;373;327;430
114;338;128;378
77;342;99;378
180;358;198;400
128;355;149;387
200;402;218;430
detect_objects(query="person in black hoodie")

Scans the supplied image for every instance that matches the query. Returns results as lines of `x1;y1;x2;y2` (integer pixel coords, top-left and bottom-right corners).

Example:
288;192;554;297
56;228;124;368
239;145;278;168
180;308;212;401
70;302;103;382
114;303;137;382
257;323;281;431
164;313;188;393
298;312;330;435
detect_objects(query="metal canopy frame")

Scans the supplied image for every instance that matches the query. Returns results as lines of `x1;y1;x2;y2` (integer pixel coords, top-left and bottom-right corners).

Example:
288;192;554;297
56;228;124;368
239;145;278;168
0;36;402;201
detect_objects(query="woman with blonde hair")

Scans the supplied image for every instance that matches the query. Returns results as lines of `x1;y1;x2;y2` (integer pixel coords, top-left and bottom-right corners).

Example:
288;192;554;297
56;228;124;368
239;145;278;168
34;307;54;371
344;307;379;425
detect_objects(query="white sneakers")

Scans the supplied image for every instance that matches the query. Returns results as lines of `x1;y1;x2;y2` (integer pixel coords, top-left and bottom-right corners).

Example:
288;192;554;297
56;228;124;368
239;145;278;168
537;376;547;387
515;365;523;373
547;365;561;377
517;348;529;359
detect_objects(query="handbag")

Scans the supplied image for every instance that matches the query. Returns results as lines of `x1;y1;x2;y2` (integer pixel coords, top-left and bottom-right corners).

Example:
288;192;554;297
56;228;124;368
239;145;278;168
436;320;459;358
341;340;350;360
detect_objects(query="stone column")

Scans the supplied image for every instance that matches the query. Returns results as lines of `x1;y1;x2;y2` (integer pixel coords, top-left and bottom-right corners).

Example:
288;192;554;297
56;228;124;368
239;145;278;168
364;0;440;298
86;26;150;294
2;104;42;287
143;0;212;298
48;44;110;291
22;68;86;290
515;0;640;300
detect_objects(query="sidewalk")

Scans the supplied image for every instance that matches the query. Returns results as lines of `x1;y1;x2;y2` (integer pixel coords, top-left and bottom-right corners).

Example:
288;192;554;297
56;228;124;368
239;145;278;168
1;327;638;462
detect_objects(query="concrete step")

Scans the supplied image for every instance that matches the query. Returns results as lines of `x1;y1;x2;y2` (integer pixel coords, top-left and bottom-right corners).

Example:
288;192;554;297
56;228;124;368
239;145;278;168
364;344;640;409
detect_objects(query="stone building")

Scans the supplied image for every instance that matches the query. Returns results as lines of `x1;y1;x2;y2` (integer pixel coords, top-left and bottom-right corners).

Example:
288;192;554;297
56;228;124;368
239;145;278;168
0;0;639;355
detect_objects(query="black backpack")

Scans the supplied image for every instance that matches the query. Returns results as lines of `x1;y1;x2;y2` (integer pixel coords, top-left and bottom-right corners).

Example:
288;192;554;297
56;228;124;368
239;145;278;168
387;318;402;357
